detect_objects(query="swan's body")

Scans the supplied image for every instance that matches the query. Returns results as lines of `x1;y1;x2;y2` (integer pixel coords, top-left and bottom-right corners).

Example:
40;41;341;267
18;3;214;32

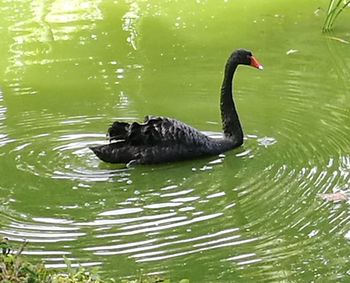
90;49;262;165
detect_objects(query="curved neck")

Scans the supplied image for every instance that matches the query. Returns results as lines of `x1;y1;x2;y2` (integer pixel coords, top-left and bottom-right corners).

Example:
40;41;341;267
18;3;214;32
220;56;243;146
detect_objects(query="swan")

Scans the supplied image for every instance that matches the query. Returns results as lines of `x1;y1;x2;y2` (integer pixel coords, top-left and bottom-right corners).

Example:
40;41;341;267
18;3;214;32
90;49;263;165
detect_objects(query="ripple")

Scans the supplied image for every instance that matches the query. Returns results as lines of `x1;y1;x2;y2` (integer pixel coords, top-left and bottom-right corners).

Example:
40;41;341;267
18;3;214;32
0;91;15;148
1;110;278;184
63;171;265;265
1;113;132;182
2;219;85;243
0;1;350;281
1;100;349;281
84;226;260;264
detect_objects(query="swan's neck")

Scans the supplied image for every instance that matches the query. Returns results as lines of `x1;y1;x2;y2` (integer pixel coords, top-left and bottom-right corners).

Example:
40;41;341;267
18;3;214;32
220;58;243;146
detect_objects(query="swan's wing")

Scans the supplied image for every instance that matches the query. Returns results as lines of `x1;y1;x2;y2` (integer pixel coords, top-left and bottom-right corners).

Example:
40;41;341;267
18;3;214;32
107;116;211;147
107;121;130;141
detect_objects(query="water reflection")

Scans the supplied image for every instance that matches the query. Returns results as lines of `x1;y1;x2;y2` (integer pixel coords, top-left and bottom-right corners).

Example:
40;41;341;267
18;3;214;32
4;0;141;97
122;1;140;50
1;107;343;279
1;102;349;280
0;90;9;147
0;107;275;272
1;0;350;282
9;116;130;182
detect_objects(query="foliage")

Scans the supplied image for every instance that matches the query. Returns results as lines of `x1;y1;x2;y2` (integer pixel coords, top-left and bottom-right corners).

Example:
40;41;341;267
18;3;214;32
1;237;11;256
323;0;350;32
0;238;189;283
0;242;110;283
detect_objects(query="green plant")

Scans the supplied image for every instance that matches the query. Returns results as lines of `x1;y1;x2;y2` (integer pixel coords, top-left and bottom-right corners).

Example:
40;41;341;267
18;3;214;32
323;0;350;32
0;240;110;283
1;237;11;255
0;238;188;283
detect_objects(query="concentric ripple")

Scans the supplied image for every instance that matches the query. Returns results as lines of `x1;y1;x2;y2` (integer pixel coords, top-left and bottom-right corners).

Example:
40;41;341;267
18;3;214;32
1;101;350;280
3;112;132;182
1;0;350;281
0;112;277;275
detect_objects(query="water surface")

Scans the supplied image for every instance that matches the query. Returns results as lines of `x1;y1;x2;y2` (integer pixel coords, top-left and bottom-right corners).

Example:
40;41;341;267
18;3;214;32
1;0;350;282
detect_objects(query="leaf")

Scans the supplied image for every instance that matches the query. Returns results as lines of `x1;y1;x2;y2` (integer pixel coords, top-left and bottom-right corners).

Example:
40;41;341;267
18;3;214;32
326;36;349;44
0;237;11;256
286;49;298;55
319;191;349;202
314;7;322;16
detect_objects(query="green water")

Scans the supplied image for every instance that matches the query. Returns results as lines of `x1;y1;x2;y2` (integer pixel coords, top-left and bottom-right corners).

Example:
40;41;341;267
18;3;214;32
1;0;350;282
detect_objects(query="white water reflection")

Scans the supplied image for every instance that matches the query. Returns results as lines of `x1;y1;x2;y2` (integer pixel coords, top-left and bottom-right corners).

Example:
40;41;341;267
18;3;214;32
0;90;13;147
1;0;350;282
122;1;140;50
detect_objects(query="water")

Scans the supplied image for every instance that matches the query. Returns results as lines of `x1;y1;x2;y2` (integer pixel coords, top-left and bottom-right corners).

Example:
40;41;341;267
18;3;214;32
1;0;350;282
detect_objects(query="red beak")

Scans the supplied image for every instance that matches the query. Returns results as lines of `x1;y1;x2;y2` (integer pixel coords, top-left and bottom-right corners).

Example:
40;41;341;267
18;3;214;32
250;56;263;70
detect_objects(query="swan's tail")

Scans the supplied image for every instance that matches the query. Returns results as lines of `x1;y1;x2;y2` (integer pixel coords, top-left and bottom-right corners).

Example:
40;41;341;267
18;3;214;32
89;145;115;163
89;143;132;163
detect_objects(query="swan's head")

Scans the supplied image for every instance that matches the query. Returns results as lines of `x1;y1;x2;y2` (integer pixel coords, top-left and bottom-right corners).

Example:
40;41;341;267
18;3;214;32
233;49;263;70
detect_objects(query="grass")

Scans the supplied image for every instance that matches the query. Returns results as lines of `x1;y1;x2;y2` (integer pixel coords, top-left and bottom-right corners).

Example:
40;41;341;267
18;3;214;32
0;237;189;283
0;240;111;283
323;0;350;32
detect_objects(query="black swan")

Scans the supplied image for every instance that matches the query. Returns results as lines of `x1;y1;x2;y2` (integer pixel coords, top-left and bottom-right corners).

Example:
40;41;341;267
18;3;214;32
90;49;263;165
